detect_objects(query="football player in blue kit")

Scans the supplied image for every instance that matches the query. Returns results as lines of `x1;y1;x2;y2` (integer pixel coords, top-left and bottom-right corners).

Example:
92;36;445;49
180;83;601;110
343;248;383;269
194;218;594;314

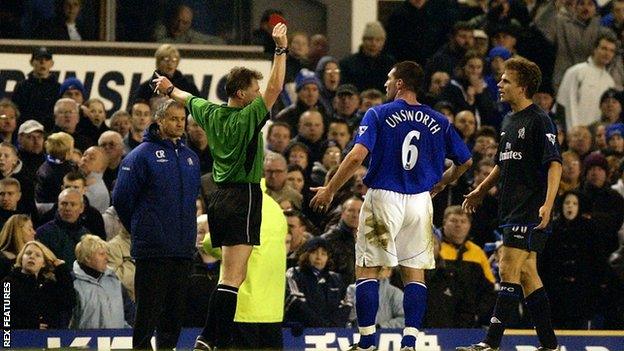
310;61;472;351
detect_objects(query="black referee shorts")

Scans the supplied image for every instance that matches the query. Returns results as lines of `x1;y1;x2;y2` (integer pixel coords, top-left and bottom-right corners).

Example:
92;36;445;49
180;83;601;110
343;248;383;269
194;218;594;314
501;225;549;254
206;182;262;247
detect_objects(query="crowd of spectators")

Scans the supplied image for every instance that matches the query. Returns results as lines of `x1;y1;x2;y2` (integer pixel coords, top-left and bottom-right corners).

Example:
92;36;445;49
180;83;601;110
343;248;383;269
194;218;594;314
0;0;623;332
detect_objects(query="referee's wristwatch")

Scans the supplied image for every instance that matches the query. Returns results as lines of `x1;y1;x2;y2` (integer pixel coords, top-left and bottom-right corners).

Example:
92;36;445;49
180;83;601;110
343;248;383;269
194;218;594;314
275;46;289;55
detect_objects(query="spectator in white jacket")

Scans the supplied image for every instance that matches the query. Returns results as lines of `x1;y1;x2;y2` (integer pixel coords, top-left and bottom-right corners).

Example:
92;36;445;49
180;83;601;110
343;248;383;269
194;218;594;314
557;32;617;129
71;234;130;329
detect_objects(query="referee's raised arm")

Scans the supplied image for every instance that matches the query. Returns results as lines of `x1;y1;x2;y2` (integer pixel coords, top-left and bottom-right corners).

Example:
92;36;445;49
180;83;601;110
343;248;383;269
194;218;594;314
151;71;193;104
152;22;288;110
262;22;288;110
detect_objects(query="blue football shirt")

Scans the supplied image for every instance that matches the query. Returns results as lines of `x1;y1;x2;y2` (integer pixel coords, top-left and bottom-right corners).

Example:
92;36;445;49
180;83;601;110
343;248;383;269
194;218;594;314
355;99;471;194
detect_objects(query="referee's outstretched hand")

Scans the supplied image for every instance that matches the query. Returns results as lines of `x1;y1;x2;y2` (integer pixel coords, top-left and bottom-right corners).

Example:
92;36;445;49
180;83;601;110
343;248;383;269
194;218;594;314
272;22;288;47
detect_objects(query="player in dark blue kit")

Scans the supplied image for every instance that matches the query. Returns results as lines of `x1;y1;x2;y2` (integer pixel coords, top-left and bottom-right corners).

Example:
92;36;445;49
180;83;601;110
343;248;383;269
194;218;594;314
311;61;473;351
459;58;562;351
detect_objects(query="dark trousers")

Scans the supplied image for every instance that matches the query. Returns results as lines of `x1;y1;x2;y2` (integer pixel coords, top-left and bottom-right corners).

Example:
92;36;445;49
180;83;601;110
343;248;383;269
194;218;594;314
231;322;283;350
133;258;191;350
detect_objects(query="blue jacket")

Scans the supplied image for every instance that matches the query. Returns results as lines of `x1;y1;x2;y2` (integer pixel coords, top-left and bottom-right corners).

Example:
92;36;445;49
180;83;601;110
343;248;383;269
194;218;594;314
112;124;200;259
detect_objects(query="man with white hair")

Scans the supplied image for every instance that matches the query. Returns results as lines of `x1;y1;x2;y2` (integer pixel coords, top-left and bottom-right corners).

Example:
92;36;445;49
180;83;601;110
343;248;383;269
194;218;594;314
98;131;125;191
53;98;93;151
263;152;302;209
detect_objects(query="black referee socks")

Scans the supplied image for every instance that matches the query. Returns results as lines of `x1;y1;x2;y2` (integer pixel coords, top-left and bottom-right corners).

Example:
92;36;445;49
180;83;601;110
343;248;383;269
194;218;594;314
200;284;239;348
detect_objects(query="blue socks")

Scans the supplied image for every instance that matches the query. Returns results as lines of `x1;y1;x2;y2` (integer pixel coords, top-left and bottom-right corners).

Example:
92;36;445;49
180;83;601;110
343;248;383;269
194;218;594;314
401;282;427;348
355;279;379;348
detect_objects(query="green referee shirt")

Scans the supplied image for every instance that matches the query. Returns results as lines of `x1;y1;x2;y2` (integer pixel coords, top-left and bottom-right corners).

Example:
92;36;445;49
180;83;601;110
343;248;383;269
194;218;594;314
186;96;268;183
234;180;287;322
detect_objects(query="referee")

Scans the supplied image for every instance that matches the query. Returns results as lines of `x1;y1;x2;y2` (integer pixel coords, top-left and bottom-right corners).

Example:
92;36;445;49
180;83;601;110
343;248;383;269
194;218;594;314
459;57;562;351
152;23;287;350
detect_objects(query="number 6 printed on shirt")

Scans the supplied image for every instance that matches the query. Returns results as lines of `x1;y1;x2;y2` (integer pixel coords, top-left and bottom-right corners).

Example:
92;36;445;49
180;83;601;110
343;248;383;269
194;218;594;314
402;130;420;170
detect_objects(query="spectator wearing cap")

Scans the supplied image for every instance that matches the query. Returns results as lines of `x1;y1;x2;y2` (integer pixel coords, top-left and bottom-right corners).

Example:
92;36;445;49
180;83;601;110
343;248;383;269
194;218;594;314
131;44;200;106
0;99;19;146
33;0;96;41
599;88;623;125
17;120;46;180
332;84;360;130
52;98;94;152
557;32;617;129
275;69;329;135
315;56;341;116
535;0;615;90
605;123;624;157
339;21;396;93
11;47;60;128
484;46;513;118
59;77;86;105
284;237;351;328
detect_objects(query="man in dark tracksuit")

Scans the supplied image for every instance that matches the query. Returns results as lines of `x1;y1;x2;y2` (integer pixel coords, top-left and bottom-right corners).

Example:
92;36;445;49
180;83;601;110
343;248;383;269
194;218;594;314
113;100;200;350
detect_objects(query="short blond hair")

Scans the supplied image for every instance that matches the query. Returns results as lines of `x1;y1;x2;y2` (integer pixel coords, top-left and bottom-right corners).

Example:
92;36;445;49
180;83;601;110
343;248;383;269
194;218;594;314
45;132;74;159
75;234;108;264
155;44;180;66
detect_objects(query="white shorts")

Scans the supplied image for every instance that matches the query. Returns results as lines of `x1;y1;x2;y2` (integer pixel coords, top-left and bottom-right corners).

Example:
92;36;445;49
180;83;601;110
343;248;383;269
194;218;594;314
355;188;435;269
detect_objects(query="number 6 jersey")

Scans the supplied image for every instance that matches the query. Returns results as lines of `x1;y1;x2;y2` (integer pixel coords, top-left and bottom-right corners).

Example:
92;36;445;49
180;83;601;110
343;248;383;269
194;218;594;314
355;99;471;194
